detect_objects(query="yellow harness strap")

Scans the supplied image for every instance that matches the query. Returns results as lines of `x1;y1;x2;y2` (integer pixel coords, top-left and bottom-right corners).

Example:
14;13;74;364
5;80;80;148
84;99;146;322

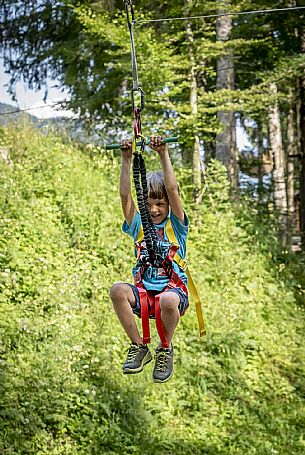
136;219;206;337
165;220;206;337
137;225;144;243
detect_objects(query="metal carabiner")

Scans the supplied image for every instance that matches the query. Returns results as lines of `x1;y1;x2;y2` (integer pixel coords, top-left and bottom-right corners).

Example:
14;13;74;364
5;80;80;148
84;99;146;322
132;134;146;154
131;87;145;112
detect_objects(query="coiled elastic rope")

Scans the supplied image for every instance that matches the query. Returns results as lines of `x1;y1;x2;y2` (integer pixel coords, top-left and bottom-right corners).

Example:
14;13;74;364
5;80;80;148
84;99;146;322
133;148;158;265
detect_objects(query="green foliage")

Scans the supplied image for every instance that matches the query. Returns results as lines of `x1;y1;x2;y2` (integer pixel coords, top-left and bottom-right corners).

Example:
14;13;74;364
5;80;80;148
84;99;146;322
1;125;305;454
1;0;305;152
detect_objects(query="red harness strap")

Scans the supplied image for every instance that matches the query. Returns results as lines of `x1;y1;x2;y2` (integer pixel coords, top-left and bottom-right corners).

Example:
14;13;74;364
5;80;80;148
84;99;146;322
134;244;188;349
137;287;150;344
137;284;169;347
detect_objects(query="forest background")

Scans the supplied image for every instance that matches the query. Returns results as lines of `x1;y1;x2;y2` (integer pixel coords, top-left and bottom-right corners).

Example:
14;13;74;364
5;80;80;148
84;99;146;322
1;1;305;454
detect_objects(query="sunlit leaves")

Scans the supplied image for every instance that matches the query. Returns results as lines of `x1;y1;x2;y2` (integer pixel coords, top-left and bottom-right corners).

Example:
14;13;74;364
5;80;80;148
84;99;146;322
1;124;305;453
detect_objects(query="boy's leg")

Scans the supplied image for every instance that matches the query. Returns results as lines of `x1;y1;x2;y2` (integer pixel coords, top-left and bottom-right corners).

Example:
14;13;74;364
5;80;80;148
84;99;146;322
109;282;142;344
109;282;152;374
159;291;180;346
153;289;188;383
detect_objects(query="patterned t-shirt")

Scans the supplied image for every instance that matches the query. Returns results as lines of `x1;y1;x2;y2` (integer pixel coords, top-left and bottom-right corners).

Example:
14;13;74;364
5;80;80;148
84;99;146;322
122;211;189;292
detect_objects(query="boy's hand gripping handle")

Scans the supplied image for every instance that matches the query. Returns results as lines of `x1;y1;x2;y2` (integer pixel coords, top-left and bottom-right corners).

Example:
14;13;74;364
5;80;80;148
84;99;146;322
106;137;178;150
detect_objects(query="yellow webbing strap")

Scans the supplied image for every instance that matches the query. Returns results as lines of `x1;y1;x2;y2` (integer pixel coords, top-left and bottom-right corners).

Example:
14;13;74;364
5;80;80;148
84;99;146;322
165;219;206;337
132;135;137;153
185;268;206;336
137;225;144;243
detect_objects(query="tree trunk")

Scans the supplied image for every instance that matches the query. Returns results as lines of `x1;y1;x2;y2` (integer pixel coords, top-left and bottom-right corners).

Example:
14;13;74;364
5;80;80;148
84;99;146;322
257;120;264;204
215;0;238;193
184;0;201;206
296;78;302;155
297;23;305;250
299;75;305;249
286;88;296;250
268;82;288;247
295;77;302;237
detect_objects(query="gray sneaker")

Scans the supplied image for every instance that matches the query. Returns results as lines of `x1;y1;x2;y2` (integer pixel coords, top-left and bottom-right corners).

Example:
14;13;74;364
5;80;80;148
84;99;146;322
152;345;174;383
123;343;152;374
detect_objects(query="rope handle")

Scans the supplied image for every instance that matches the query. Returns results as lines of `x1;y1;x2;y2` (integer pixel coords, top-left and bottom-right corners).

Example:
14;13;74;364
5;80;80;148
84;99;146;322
106;137;178;150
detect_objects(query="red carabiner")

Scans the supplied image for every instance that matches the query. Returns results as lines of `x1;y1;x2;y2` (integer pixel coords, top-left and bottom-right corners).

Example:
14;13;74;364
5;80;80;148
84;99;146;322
134;107;142;138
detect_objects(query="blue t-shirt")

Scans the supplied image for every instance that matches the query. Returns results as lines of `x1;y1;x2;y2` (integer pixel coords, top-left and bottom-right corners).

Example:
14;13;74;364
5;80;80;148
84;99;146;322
122;211;189;292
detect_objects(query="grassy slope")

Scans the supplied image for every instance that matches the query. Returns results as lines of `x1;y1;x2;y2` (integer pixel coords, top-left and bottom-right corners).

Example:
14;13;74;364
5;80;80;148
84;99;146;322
0;125;305;455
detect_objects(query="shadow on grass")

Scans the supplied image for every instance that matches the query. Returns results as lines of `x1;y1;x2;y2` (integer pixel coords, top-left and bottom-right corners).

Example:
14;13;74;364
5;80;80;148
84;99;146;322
0;354;153;454
164;329;305;455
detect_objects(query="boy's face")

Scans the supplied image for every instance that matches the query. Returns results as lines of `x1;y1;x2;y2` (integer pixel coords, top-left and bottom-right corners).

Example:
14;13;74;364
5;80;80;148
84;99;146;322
148;196;169;224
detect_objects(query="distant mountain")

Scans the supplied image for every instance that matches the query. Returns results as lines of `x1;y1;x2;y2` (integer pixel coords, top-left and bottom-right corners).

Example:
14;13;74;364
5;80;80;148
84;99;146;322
0;102;77;133
0;102;109;145
0;102;40;125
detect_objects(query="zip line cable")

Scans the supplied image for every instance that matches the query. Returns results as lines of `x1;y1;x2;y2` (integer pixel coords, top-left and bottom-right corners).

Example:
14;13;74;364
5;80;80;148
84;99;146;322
136;5;305;25
0;102;69;117
3;53;300;117
2;48;305;117
1;2;304;117
0;61;241;117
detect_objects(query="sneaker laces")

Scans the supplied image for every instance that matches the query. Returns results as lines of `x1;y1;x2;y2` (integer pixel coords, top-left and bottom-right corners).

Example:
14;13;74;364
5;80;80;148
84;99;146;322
126;344;140;362
155;350;171;372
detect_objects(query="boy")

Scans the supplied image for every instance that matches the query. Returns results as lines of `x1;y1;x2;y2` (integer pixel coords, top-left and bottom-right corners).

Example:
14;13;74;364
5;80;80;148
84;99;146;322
109;136;189;383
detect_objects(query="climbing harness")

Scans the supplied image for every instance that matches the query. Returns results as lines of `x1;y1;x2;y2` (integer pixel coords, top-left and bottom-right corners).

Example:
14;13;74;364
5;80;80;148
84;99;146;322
123;1;206;347
136;220;206;344
135;249;188;348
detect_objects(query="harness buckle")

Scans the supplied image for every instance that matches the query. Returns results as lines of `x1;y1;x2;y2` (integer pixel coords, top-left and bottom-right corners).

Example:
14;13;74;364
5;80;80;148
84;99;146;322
175;255;188;271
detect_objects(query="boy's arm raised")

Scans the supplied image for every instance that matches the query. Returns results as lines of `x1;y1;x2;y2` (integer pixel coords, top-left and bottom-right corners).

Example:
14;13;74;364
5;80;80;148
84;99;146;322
149;136;185;225
120;140;136;226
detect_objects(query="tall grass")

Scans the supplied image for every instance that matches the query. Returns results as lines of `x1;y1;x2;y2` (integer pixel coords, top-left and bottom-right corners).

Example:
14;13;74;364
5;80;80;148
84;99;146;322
0;124;305;454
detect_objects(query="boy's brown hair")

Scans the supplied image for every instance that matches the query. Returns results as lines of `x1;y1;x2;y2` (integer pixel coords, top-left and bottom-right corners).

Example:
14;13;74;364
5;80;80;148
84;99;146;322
147;171;169;202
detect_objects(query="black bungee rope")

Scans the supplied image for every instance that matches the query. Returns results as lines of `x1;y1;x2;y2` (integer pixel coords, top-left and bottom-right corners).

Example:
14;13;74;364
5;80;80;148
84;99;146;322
133;141;158;266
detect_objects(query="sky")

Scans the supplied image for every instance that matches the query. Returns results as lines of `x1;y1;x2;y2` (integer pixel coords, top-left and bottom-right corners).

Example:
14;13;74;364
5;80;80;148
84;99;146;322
0;59;72;119
0;60;251;149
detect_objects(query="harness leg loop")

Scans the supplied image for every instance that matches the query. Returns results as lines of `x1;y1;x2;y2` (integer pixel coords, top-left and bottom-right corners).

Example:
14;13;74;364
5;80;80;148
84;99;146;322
138;288;150;344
